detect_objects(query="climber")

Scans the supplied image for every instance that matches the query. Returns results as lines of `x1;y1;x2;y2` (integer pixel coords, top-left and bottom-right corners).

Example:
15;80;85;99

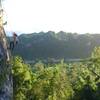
9;32;18;51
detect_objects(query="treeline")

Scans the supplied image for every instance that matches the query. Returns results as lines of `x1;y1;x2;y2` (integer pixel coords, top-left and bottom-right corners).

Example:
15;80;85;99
13;31;100;60
12;47;100;100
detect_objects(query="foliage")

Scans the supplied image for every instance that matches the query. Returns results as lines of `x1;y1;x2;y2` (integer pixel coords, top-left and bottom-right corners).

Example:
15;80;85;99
12;56;33;100
12;57;73;100
12;47;100;100
13;32;100;60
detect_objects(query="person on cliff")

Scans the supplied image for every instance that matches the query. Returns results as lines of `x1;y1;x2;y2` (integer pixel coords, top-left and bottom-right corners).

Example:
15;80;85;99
9;32;18;51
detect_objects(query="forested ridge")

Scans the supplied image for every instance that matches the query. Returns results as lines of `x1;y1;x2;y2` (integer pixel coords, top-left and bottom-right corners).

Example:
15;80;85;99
12;47;100;100
12;31;100;60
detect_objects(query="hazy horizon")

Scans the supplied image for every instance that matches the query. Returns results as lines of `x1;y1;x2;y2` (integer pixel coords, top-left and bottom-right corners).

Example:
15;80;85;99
6;30;100;36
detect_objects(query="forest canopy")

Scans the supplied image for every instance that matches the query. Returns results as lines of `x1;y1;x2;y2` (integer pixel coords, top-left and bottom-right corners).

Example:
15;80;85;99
12;47;100;100
13;32;100;60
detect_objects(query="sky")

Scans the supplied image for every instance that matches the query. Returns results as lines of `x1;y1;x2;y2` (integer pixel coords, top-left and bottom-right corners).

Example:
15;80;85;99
3;0;100;34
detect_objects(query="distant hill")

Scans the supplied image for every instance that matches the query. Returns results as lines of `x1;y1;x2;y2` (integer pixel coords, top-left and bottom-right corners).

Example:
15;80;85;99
11;31;100;60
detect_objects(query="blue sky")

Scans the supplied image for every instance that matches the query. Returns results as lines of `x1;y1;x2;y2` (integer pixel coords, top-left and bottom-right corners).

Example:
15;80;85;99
3;0;100;35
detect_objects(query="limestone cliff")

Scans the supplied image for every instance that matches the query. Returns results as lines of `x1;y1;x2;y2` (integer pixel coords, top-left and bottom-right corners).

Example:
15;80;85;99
0;26;13;100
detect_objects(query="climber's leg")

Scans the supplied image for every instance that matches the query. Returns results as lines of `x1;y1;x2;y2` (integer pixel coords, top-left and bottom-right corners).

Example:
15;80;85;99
10;41;14;50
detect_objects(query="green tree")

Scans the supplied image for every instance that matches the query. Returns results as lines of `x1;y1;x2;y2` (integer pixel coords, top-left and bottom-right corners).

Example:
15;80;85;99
12;56;33;100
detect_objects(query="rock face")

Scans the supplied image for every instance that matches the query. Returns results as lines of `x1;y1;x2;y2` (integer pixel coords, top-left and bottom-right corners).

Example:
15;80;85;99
0;26;13;100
